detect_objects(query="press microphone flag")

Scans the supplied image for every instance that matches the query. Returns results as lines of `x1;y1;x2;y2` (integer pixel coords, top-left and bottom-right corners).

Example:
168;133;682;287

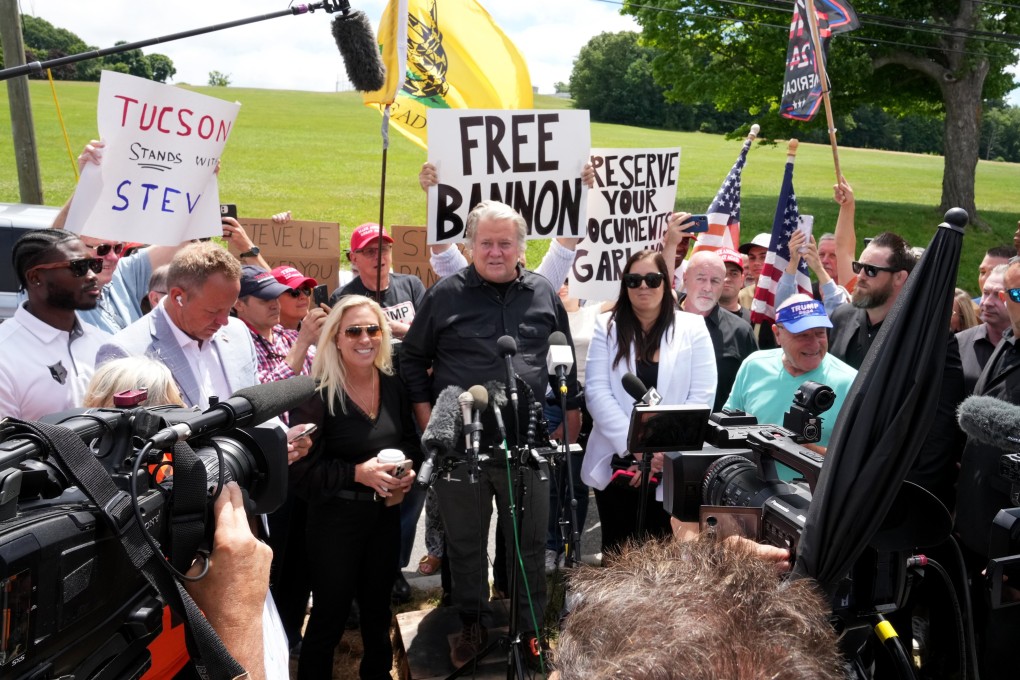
547;331;573;395
622;372;662;406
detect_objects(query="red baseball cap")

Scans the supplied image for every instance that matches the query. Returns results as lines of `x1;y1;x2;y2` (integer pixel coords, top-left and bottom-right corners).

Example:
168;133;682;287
350;223;394;252
271;265;317;289
718;248;744;270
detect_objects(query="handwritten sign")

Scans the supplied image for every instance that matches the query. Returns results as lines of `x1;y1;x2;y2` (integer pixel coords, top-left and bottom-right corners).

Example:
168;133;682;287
391;225;443;288
238;218;341;287
426;110;590;245
570;147;681;302
64;71;240;245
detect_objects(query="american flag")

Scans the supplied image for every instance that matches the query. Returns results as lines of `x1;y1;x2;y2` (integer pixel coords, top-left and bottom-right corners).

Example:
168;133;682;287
692;136;752;253
750;155;812;325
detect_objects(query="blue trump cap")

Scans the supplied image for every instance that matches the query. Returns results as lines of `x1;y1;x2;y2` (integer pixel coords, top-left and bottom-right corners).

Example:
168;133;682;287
775;296;831;333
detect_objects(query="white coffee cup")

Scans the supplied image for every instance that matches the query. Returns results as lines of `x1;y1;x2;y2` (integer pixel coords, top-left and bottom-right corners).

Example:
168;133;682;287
377;448;408;506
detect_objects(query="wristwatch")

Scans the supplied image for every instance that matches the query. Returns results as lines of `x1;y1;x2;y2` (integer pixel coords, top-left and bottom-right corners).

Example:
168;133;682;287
239;246;261;258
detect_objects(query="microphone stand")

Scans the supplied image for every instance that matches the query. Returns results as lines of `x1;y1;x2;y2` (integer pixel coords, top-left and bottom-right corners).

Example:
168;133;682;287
554;381;582;569
0;1;355;82
635;449;653;538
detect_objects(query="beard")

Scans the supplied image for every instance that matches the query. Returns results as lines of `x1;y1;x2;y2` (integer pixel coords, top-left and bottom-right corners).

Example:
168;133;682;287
851;282;891;309
47;283;98;311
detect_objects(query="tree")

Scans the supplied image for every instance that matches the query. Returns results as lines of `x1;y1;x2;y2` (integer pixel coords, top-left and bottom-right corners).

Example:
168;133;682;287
19;15;99;81
103;41;152;80
147;53;176;83
623;0;1020;222
554;81;570;94
208;70;231;87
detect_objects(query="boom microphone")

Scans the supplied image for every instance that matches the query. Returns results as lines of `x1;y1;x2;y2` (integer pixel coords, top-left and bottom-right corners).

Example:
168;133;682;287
331;9;386;92
148;376;315;448
418;385;464;487
957;395;1020;450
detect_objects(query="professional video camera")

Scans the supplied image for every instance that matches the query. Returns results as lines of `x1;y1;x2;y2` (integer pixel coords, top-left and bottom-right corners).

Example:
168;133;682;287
0;376;311;678
664;384;949;619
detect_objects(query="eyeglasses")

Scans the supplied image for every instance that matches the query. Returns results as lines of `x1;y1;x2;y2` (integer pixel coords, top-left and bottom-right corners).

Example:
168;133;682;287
28;257;104;278
355;245;392;258
343;324;382;338
285;286;313;298
623;272;666;289
89;242;125;257
851;261;900;278
1006;288;1020;304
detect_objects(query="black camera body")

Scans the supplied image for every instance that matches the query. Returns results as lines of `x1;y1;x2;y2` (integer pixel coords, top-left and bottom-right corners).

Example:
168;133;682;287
0;404;286;678
663;423;912;617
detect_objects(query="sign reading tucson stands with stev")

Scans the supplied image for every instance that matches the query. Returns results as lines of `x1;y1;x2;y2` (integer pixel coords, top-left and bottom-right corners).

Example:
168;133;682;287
426;110;590;244
65;71;240;245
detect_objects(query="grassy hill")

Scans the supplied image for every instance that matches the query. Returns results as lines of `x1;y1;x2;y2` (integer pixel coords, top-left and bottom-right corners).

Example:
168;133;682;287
2;82;1018;293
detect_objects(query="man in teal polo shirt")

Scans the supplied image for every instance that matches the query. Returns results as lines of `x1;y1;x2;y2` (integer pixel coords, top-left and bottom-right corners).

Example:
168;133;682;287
724;294;857;451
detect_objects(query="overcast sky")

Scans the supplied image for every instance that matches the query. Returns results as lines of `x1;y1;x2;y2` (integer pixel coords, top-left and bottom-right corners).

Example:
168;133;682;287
20;0;639;94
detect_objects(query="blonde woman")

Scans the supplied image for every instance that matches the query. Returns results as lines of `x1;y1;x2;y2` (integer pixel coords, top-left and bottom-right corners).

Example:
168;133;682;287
290;295;419;680
83;356;185;407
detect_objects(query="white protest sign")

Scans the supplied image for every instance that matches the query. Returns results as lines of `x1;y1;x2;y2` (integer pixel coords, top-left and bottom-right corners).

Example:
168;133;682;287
426;109;590;244
65;71;240;245
570;148;681;302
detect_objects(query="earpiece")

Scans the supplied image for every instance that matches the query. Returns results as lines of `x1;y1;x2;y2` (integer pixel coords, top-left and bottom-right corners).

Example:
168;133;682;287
176;296;183;307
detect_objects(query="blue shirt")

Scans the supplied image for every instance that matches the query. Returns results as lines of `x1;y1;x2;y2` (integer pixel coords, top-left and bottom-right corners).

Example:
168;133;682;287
77;250;152;334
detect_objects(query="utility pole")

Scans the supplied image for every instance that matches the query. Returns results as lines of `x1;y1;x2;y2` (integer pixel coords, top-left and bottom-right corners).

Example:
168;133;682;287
0;0;44;204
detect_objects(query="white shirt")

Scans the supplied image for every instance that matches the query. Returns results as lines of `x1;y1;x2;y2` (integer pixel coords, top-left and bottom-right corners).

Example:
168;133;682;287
161;305;231;410
0;303;110;420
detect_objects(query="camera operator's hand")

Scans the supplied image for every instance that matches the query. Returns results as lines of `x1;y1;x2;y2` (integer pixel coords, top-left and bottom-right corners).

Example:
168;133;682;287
724;536;791;573
185;482;270;680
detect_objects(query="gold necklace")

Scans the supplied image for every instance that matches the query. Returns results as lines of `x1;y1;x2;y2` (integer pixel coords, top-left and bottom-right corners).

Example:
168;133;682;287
346;370;378;419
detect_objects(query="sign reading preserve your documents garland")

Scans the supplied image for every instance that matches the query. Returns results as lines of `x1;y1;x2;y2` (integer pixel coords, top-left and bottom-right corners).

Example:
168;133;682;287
65;71;241;244
570;147;680;301
426;110;590;245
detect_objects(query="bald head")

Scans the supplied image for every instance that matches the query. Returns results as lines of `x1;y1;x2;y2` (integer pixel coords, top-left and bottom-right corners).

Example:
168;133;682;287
683;252;726;315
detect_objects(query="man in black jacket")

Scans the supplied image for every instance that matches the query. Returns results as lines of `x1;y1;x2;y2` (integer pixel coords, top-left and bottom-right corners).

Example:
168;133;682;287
402;200;580;669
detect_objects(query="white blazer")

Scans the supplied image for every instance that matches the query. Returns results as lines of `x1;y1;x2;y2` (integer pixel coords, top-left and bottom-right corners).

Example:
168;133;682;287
581;310;717;491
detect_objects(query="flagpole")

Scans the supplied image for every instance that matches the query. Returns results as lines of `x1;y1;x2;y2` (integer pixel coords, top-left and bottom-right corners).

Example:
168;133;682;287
804;0;841;183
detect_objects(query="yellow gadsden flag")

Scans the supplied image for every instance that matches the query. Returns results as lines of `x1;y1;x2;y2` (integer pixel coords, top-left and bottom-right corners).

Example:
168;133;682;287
363;0;534;150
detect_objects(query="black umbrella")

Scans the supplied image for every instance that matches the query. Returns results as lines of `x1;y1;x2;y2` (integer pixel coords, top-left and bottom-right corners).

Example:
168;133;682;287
792;208;967;595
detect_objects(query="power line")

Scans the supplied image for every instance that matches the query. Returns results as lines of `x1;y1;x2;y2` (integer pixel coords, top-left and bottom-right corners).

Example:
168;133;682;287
598;0;1020;58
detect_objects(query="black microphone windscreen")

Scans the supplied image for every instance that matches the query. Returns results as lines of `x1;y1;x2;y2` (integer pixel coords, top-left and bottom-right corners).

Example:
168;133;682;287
231;375;316;424
497;335;518;357
622;372;647;403
549;331;568;347
468;385;489;412
957;395;1020;449
423;385;463;449
331;10;386;93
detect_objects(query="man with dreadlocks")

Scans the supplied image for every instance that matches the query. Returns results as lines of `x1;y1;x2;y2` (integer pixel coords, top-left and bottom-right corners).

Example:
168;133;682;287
0;230;111;420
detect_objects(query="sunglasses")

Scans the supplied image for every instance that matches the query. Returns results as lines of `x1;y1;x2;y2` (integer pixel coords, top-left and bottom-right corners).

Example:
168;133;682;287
28;257;104;278
89;242;126;257
1006;288;1020;304
343;324;382;338
851;261;900;278
623;272;666;289
285;286;313;298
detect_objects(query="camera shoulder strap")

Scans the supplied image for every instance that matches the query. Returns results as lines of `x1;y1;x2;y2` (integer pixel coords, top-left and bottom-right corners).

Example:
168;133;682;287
8;419;245;680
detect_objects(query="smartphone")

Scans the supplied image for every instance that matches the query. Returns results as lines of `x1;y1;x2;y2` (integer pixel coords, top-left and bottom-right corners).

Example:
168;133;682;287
220;203;238;221
288;422;317;442
685;214;710;233
391;460;410;479
313;284;329;308
796;215;814;253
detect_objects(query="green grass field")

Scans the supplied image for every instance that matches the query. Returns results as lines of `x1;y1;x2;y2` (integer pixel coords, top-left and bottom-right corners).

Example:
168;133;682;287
1;81;1018;292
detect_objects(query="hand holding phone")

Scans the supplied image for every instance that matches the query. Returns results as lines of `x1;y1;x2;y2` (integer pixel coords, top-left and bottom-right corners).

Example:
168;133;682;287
685;214;710;233
288;423;317;442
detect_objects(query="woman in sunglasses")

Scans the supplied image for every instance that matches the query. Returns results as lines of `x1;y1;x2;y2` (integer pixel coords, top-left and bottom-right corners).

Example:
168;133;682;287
581;250;717;555
288;295;420;680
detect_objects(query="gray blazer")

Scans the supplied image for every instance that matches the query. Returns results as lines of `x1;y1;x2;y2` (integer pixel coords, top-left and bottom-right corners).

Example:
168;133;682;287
95;307;258;408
